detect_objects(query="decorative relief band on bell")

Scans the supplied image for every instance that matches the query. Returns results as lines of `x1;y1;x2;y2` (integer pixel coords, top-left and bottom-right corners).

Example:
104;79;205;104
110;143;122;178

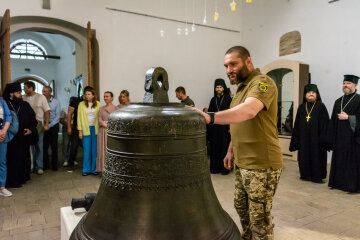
107;117;206;136
102;151;209;191
106;136;205;156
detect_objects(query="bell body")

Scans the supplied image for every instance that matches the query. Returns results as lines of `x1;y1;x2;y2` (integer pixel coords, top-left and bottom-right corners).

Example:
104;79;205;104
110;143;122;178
70;103;240;240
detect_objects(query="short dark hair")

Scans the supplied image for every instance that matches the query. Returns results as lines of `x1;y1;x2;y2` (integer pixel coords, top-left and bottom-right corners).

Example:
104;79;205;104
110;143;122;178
69;96;77;104
225;46;251;61
24;81;36;91
105;91;114;97
175;86;186;94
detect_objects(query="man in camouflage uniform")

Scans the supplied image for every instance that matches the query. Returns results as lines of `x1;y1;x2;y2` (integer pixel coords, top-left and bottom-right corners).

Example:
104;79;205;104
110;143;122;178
191;46;283;239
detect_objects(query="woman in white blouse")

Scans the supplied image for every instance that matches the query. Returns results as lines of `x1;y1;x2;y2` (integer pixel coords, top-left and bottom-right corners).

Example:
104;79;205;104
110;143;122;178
77;87;100;176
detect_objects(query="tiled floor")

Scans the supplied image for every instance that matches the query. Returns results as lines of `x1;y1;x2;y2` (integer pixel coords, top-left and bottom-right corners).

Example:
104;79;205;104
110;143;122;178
1;159;360;240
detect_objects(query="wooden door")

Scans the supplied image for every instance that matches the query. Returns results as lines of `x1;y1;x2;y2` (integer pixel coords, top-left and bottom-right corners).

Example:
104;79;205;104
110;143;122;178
87;21;93;88
0;9;11;91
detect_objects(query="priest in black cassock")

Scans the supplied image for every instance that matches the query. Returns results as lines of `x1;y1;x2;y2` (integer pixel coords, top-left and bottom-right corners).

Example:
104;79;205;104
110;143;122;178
328;75;360;192
207;79;232;174
289;84;330;183
2;83;37;188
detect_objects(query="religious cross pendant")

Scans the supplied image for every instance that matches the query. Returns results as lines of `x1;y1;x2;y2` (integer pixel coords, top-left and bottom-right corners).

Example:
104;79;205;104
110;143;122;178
306;116;311;122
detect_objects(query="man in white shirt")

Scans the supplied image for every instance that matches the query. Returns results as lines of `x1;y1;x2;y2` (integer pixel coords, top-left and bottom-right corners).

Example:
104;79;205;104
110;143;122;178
23;81;50;175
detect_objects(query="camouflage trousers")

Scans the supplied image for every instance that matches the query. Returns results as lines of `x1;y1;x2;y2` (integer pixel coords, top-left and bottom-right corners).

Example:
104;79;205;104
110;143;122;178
234;166;282;240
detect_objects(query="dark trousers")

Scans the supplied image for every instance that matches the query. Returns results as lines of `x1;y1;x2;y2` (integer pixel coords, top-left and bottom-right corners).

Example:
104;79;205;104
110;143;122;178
43;123;59;170
68;127;81;167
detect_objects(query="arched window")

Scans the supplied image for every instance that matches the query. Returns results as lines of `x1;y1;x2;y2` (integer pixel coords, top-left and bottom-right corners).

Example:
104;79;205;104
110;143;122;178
10;39;47;60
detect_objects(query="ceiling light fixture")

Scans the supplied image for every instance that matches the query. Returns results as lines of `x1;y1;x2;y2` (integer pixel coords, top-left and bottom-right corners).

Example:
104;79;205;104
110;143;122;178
230;0;236;11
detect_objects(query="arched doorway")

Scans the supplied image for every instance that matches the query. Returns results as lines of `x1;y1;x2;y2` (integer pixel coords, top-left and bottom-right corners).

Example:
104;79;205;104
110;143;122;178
0;12;99;96
8;15;99;107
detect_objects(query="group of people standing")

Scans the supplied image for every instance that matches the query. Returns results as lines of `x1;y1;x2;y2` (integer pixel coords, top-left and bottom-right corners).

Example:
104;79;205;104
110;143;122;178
57;88;130;177
189;45;360;239
0;44;358;240
0;81;130;197
203;67;360;195
0;82;38;197
61;88;130;176
290;75;360;193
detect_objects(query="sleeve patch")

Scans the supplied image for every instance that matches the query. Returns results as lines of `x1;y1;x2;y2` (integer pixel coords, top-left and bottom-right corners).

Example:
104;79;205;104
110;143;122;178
258;81;269;93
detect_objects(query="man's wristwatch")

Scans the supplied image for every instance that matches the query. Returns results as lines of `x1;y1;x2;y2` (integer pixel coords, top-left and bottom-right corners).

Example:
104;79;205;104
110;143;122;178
207;112;215;125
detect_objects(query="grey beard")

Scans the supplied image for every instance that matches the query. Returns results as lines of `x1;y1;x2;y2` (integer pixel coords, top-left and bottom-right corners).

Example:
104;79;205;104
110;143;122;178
343;88;355;95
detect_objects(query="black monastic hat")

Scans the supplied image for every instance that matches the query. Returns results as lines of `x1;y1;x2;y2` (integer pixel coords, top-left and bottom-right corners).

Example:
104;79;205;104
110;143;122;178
343;75;359;84
304;84;318;94
2;82;21;100
214;78;226;88
303;83;322;103
213;78;230;96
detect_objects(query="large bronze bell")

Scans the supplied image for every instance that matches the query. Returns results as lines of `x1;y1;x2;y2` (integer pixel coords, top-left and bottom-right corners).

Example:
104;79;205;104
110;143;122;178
70;67;240;240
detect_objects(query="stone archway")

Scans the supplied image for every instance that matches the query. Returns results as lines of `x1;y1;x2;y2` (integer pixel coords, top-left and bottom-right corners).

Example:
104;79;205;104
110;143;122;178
9;16;99;92
13;74;49;85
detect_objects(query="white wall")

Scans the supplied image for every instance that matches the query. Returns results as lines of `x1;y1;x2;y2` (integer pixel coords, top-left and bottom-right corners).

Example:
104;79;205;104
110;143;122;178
1;0;243;109
53;35;76;108
240;0;360;112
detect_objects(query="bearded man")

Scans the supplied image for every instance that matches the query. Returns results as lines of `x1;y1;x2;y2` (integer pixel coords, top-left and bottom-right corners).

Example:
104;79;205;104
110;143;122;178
189;46;282;240
290;84;330;183
207;79;232;174
3;83;37;188
328;75;360;192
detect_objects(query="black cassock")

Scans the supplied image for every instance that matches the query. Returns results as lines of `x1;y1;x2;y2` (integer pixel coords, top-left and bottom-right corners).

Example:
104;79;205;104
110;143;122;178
207;94;232;174
6;99;37;188
328;92;360;192
289;102;329;183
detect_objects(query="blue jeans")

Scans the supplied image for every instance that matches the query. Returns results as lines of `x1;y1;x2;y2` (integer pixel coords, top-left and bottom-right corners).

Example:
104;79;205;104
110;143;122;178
32;130;44;171
0;142;7;187
82;126;97;173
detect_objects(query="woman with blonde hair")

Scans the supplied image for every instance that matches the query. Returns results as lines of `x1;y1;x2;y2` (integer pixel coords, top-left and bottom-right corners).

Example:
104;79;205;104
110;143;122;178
77;87;100;176
97;91;118;172
118;90;130;108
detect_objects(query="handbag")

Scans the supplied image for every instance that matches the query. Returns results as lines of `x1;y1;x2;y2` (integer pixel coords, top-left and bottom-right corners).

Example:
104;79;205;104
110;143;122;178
8;110;19;136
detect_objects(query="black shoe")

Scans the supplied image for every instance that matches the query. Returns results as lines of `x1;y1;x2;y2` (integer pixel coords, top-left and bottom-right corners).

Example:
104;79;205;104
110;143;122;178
92;172;99;176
